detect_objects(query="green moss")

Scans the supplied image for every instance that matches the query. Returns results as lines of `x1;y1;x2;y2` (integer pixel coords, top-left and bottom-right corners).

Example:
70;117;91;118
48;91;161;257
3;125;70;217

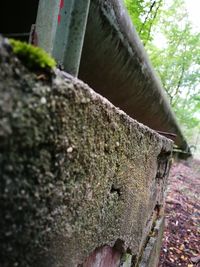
9;39;56;70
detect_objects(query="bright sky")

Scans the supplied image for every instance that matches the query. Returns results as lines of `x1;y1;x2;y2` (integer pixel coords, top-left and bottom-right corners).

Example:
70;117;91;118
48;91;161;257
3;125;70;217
184;0;200;31
153;0;200;47
184;1;200;121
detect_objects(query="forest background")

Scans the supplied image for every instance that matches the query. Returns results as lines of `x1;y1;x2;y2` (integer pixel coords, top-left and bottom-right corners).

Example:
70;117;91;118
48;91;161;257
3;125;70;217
124;0;200;157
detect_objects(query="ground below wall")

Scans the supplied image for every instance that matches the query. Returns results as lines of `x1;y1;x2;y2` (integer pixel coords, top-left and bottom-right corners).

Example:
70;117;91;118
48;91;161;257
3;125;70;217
159;160;200;266
0;37;173;267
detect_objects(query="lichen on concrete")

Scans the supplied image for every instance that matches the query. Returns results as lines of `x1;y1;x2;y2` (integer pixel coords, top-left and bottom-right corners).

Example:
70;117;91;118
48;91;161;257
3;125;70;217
0;36;173;267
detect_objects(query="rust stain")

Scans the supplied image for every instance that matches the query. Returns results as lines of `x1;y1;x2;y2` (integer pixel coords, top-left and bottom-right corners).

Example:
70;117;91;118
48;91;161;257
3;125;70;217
82;246;121;267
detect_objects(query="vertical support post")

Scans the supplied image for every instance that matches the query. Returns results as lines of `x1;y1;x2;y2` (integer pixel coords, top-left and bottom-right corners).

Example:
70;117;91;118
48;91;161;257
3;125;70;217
53;0;91;76
35;0;90;77
35;0;60;54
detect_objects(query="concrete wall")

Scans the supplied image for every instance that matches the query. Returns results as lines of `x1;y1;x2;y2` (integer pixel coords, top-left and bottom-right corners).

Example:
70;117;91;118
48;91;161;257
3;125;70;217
0;37;173;267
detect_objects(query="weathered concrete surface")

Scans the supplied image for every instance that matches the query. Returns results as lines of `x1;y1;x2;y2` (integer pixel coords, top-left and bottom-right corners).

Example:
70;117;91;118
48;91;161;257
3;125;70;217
0;37;172;267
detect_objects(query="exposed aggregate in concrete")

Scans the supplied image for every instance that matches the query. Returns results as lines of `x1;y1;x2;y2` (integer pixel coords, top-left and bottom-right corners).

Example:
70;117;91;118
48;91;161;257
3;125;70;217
0;36;172;267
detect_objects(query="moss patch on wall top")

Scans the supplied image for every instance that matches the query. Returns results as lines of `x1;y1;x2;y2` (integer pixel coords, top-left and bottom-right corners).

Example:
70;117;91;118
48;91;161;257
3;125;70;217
9;39;56;71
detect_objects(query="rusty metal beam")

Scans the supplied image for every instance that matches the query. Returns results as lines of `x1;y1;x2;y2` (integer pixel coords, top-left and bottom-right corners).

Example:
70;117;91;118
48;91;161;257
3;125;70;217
79;0;190;153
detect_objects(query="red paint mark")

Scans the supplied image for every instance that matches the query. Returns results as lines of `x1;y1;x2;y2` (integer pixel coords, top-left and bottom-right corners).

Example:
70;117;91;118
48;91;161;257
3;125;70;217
60;0;64;8
58;0;64;24
58;14;61;24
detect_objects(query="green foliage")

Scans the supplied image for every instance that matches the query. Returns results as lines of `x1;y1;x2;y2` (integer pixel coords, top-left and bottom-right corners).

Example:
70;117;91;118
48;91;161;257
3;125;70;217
146;0;200;104
125;0;163;45
146;0;200;142
125;0;200;148
10;39;56;70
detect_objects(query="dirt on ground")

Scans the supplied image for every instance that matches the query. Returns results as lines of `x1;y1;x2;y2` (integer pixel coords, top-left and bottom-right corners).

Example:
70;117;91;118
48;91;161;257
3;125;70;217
159;159;200;267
